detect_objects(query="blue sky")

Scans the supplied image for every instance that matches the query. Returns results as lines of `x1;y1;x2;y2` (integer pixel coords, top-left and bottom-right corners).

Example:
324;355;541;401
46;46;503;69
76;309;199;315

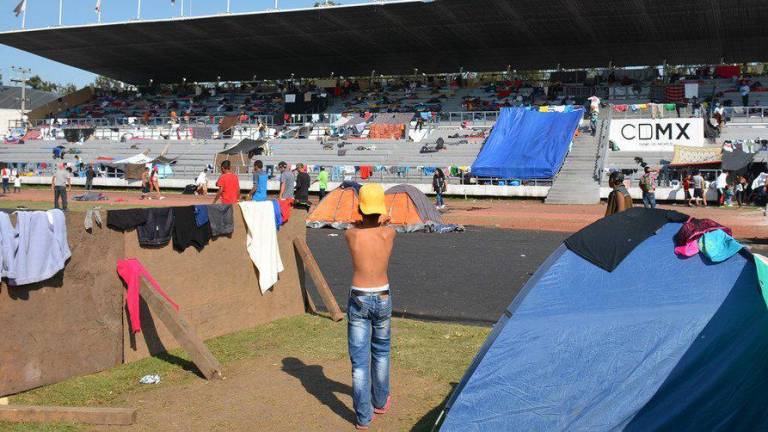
0;0;357;88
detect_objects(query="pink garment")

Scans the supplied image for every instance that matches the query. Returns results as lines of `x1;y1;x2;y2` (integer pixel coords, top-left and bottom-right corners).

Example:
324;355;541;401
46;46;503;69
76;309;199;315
674;240;700;257
117;258;179;334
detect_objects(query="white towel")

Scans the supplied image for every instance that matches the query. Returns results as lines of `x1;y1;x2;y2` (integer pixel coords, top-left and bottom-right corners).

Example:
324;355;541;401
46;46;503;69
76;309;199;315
239;201;284;293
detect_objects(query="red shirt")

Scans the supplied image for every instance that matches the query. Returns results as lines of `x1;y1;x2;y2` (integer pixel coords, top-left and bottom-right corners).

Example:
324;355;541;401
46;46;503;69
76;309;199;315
216;172;240;204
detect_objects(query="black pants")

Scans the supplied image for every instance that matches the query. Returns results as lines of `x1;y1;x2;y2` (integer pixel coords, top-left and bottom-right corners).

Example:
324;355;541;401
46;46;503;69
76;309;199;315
54;186;68;210
1;179;8;194
86;178;93;190
743;95;749;107
319;188;327;201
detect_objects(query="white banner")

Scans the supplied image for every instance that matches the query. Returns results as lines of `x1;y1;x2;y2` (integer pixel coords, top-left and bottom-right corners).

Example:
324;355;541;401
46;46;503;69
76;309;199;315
609;118;704;151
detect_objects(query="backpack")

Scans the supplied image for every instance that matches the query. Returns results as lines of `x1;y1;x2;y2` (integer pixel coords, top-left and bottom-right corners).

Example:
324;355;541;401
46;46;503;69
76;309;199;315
182;184;197;195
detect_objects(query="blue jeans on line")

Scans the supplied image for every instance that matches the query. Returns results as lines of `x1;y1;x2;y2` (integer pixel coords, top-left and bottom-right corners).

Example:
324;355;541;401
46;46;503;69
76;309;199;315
435;192;444;207
642;191;656;209
347;293;392;426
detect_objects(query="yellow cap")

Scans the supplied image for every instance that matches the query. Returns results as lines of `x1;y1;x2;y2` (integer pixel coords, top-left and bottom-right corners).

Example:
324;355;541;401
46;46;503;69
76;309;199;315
359;184;387;216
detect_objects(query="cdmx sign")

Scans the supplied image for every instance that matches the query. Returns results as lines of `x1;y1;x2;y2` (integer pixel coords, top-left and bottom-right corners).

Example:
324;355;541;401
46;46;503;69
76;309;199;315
608;118;704;151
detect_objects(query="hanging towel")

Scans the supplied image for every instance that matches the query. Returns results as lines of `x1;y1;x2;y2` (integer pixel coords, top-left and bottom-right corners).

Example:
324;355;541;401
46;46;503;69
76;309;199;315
698;230;743;263
208;204;234;237
10;209;71;286
271;200;283;230
117;258;179;334
755;254;768;309
538;106;549;112
0;212;17;280
194;205;209;227
239;201;284;293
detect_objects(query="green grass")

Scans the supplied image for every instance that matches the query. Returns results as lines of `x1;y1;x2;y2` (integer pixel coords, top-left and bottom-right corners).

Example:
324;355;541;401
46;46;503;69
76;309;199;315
2;315;490;432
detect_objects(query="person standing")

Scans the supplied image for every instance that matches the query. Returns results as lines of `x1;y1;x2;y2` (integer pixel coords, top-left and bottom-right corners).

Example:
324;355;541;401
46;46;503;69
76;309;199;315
52;163;72;211
12;167;21;194
278;161;295;201
249;160;268;201
692;170;706;207
140;166;150;200
605;172;632;216
317;166;329;201
735;175;747;207
682;173;693;206
716;170;729;207
345;183;395;430
1;165;9;194
433;168;447;209
85;163;95;191
294;163;311;207
213;160;241;205
589;108;599;137
639;166;658;209
740;82;751;107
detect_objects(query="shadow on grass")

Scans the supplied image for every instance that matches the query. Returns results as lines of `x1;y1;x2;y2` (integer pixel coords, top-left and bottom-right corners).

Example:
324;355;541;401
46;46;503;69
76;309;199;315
410;382;456;432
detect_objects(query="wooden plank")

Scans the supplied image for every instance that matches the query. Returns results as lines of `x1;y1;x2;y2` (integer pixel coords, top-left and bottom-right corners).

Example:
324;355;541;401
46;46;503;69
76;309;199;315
294;244;319;314
139;278;223;380
293;237;345;322
0;405;136;426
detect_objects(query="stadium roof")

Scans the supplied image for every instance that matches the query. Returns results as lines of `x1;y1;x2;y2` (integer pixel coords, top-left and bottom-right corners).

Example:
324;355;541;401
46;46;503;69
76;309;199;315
0;86;58;110
0;0;767;85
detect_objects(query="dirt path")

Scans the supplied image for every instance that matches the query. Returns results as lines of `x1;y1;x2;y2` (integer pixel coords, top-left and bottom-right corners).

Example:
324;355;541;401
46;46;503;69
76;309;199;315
94;355;447;432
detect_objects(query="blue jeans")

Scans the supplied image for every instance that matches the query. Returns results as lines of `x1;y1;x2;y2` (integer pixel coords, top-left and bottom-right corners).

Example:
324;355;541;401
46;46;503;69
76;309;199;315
347;293;392;426
435;192;444;207
642;191;656;209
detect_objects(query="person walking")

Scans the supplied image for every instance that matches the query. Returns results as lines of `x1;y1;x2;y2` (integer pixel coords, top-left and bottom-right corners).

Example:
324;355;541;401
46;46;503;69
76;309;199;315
294;163;311;207
432;168;447;209
345;183;395;430
278;161;295;201
1;165;10;194
683;173;693;207
85;163;95;191
692;170;706;207
213;160;241;205
317;166;329;201
140;166;150;200
639;166;658;209
149;166;164;200
716;170;729;207
249;160;268;202
52;163;72;211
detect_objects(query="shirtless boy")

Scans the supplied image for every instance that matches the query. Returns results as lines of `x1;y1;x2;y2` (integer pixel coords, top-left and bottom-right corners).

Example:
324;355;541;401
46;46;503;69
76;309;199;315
345;183;396;430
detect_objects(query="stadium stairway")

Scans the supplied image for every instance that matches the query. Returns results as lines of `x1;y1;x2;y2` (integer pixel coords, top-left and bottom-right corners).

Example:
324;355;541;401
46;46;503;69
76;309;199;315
545;132;601;204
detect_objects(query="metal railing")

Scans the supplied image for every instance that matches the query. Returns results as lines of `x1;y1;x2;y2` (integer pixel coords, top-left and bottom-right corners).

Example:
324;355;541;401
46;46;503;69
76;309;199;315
593;110;612;182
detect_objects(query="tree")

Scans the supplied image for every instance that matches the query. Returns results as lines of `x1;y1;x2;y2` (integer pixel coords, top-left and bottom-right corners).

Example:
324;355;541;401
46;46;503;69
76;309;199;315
92;75;124;90
27;74;60;92
59;83;78;95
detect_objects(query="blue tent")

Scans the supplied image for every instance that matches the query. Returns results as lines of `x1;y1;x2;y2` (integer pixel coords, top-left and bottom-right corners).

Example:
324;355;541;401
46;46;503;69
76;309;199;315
440;221;767;431
471;107;583;179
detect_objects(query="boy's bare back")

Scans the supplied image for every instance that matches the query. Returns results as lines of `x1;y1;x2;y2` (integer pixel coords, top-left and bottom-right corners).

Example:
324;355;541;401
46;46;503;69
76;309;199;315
345;225;395;288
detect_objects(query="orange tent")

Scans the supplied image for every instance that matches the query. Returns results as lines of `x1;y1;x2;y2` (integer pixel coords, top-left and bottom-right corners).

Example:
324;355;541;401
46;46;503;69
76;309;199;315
306;185;362;229
385;190;423;227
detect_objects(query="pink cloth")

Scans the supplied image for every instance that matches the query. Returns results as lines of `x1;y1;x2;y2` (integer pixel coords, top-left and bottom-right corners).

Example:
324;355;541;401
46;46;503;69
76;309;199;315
674;240;700;257
117;258;179;334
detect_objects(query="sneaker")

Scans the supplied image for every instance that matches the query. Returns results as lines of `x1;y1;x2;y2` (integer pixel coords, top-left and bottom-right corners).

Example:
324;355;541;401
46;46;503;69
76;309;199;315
374;396;392;415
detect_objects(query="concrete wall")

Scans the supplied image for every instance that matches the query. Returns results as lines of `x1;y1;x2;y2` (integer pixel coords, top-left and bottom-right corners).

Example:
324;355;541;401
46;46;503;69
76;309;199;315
0;108;22;134
0;207;307;396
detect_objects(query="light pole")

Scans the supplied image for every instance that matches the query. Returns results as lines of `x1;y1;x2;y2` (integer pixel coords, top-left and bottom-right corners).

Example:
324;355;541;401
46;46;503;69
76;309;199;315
58;0;63;26
10;66;31;127
137;0;141;19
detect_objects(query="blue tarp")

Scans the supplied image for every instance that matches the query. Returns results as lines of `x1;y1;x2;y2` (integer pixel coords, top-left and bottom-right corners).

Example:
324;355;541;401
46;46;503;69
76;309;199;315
470;107;583;179
441;223;768;431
